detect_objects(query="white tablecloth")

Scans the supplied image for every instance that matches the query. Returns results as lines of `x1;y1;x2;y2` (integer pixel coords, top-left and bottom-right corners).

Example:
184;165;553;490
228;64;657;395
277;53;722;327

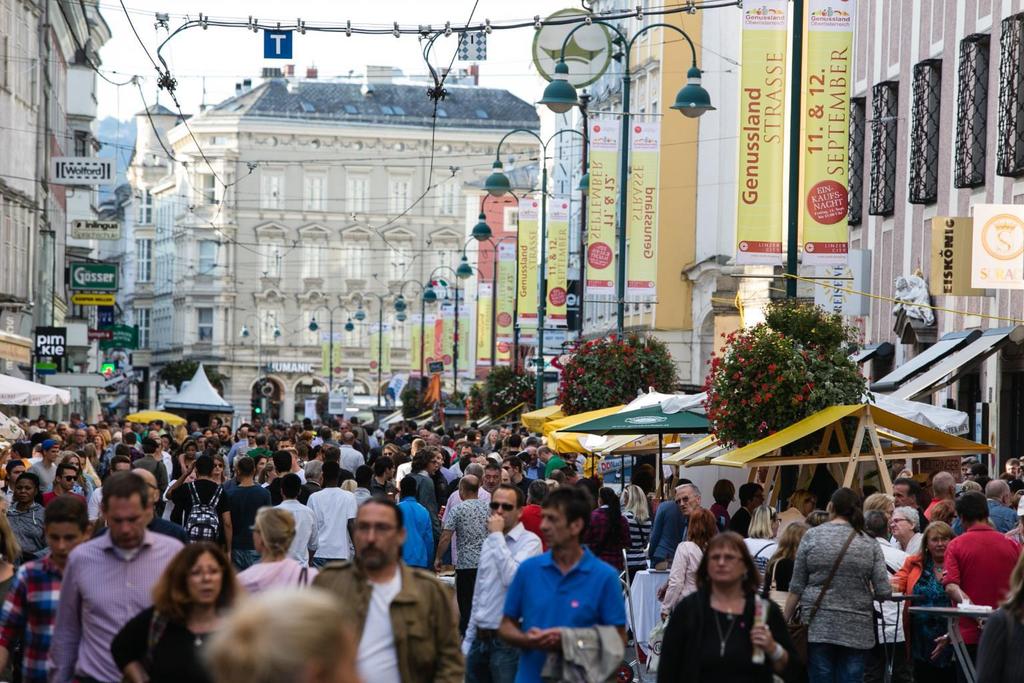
626;570;669;653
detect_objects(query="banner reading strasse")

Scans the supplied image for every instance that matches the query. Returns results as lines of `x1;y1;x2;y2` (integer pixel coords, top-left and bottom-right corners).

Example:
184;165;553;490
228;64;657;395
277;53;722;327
801;0;855;265
627;121;660;298
735;1;788;265
547;198;570;325
586;117;619;298
517;198;540;328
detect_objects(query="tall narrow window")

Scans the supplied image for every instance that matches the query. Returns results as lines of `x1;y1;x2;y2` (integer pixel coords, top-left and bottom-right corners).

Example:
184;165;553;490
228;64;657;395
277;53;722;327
261;241;283;279
869;81;899;216
342;242;368;279
197;307;214;342
260;173;283;209
955;34;990;188
197;240;218;274
303;173;326;211
137;189;153;225
346;175;369;213
998;14;1024;176
135;239;152;282
388;176;411;214
848;98;866;226
909;60;942;204
136;308;151;348
302;242;323;280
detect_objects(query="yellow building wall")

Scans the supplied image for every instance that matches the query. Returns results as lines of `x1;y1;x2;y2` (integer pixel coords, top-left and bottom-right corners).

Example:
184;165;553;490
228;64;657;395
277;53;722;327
651;9;702;332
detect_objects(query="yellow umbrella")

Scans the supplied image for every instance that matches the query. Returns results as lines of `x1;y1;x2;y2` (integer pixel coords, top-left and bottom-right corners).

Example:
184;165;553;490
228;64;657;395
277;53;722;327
521;405;564;432
544;406;625;454
125;410;187;426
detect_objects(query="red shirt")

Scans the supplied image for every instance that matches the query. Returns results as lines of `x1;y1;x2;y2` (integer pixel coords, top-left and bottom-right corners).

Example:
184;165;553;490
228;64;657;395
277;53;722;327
520;504;546;550
42;491;85;507
942;524;1021;644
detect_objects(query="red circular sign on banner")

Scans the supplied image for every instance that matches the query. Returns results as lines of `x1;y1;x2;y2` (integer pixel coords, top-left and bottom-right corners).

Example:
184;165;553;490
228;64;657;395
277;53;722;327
369;360;378;370
497;342;511;353
805;180;848;225
442;354;453;364
588;242;613;269
548;287;567;306
496;312;513;327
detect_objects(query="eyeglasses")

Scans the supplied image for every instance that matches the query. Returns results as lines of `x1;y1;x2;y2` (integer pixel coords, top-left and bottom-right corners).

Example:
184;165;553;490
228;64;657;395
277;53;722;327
61;476;76;482
489;502;515;512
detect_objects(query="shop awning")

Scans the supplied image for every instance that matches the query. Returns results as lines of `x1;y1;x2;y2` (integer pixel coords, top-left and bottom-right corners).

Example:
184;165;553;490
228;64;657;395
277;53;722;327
558;404;708;435
890;326;1024;401
522;405;564;432
851;342;894;365
871;330;981;393
544;405;624;454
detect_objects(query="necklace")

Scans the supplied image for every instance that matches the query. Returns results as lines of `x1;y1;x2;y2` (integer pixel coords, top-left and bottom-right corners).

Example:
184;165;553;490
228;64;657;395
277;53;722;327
713;609;739;658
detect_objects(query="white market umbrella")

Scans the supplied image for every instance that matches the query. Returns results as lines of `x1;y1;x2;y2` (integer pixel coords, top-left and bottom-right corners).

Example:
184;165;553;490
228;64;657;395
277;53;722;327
0;374;71;406
868;392;970;436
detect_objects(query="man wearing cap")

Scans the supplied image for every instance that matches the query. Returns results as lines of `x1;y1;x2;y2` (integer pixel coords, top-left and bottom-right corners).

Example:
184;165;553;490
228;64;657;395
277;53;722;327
28;440;60;493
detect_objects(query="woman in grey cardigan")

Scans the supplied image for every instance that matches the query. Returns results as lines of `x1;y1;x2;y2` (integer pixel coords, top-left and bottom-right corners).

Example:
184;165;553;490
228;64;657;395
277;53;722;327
784;487;891;683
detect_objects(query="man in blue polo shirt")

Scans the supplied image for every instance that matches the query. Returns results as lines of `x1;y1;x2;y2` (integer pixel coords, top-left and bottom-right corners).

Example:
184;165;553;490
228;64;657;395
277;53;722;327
500;486;626;683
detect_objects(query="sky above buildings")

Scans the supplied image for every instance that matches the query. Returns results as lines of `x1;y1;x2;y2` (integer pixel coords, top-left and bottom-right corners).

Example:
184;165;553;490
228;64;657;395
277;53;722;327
96;0;566;123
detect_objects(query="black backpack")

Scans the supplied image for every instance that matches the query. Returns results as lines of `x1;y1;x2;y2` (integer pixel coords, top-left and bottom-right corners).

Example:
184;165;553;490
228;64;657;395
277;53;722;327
184;482;222;542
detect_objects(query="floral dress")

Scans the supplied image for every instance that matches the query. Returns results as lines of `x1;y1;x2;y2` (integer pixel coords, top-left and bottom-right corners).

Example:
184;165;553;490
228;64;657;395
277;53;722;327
910;559;954;669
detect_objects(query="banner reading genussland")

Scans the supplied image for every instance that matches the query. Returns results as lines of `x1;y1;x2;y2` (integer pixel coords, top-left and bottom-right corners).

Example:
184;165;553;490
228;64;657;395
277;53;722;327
801;0;855;265
476;282;493;366
627;120;660;298
516;198;540;328
586;117;619;298
735;1;788;265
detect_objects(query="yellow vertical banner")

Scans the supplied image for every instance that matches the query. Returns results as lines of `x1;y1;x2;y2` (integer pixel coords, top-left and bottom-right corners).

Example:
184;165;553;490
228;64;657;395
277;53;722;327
458;303;470;371
586;116;619;298
440;304;454;366
495;242;516;365
735;1;788;265
546;198;569;325
381;323;391;376
801;0;855;265
627;121;661;298
517;198;540;328
423;313;437;365
410;314;422;374
320;332;342;379
476;282;493;366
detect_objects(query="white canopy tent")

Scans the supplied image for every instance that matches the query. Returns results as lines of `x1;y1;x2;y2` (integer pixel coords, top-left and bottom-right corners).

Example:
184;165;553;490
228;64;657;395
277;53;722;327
0;374;71;406
161;364;233;413
866;392;969;436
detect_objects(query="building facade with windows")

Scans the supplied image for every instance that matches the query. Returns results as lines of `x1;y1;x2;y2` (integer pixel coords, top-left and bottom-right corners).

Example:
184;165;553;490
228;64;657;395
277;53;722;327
849;1;1024;462
128;69;538;421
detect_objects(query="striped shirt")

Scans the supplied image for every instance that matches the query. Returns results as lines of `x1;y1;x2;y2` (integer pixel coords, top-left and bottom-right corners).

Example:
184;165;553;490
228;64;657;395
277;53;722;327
50;529;183;683
0;557;63;683
624;511;652;570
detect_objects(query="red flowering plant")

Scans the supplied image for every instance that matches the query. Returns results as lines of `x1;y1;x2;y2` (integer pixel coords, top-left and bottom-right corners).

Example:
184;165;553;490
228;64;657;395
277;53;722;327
483;366;535;417
466;383;486;420
703;302;867;451
557;333;678;415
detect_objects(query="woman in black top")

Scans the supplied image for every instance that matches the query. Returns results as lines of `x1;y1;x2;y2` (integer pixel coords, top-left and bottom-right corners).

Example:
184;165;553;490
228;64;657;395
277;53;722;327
764;521;809;593
112;542;238;683
657;532;798;683
977;551;1024;683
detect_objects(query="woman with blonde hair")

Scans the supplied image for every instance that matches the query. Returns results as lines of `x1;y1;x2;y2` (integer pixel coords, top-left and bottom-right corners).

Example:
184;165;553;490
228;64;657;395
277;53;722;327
764;522;808;599
892;522;956;682
621;484;652;581
863;492;895;521
745;504;780;573
237;507;316;593
112;542;238;683
0;513;20;595
206;588;360;683
778;489;817;532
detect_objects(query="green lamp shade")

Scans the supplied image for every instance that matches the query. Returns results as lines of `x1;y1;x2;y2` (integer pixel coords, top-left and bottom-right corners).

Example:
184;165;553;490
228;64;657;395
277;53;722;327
396;311;408;322
472;212;493;241
394;295;407;312
484;160;511;197
240;325;250;338
578;171;590;196
423;287;438;303
671;66;716;118
273;326;282;338
344;319;355;332
456;256;473;280
539;61;579;114
354;308;366;322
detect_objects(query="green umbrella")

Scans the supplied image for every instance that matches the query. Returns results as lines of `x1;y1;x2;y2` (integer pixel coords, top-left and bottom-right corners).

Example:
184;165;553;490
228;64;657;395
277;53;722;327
559;405;708;498
558;404;708;435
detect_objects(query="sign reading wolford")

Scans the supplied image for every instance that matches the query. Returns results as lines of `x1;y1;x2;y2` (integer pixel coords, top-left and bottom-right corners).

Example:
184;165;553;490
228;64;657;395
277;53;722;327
69;262;118;291
50;158;115;185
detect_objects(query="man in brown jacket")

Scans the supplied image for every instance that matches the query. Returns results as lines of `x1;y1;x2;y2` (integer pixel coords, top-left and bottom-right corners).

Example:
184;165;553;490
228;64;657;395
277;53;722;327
313;495;464;683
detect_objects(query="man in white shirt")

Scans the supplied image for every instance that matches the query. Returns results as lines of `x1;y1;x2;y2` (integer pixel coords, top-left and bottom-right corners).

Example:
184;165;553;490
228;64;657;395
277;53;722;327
307;462;358;568
275;473;317;567
339;432;365;473
465;484;542;681
864;509;910;683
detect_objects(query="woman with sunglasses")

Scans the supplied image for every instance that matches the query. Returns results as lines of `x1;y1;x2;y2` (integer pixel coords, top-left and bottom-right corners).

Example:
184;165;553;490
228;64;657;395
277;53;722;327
658;532;797;682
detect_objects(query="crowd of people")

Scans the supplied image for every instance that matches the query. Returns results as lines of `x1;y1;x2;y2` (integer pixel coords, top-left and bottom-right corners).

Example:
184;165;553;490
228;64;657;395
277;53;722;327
0;412;1021;683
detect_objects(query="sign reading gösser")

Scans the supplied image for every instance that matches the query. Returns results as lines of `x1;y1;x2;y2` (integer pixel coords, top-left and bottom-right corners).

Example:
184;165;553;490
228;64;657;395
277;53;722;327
69;262;118;291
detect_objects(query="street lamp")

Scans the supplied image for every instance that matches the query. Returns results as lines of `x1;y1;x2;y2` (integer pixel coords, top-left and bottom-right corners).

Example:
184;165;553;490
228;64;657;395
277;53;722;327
462;229;519;370
484;127;586;408
308;304;350;392
355;292;407;408
425;265;464;397
540;20;714;337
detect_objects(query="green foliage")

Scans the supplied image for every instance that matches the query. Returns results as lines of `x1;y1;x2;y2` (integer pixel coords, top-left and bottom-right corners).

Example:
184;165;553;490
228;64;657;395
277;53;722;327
483;366;535;417
704;302;867;449
557;334;678;415
399;382;423;418
158;360;226;392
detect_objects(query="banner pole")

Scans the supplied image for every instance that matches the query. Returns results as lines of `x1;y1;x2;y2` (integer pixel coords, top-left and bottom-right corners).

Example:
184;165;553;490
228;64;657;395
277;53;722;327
786;0;804;298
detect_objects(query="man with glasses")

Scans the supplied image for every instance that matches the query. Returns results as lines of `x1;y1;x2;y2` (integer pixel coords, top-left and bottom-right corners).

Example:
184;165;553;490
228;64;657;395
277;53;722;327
42;464;85;506
649;482;702;569
465;484;541;683
314;497;463;683
889;506;922;555
500;487;626;683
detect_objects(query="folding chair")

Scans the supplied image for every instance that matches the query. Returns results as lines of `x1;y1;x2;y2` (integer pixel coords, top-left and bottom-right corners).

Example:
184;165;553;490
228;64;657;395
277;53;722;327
620;549;645;682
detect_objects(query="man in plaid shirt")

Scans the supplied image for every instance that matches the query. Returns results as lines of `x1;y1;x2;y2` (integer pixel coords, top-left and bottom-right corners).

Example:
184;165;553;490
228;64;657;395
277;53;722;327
0;496;89;683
